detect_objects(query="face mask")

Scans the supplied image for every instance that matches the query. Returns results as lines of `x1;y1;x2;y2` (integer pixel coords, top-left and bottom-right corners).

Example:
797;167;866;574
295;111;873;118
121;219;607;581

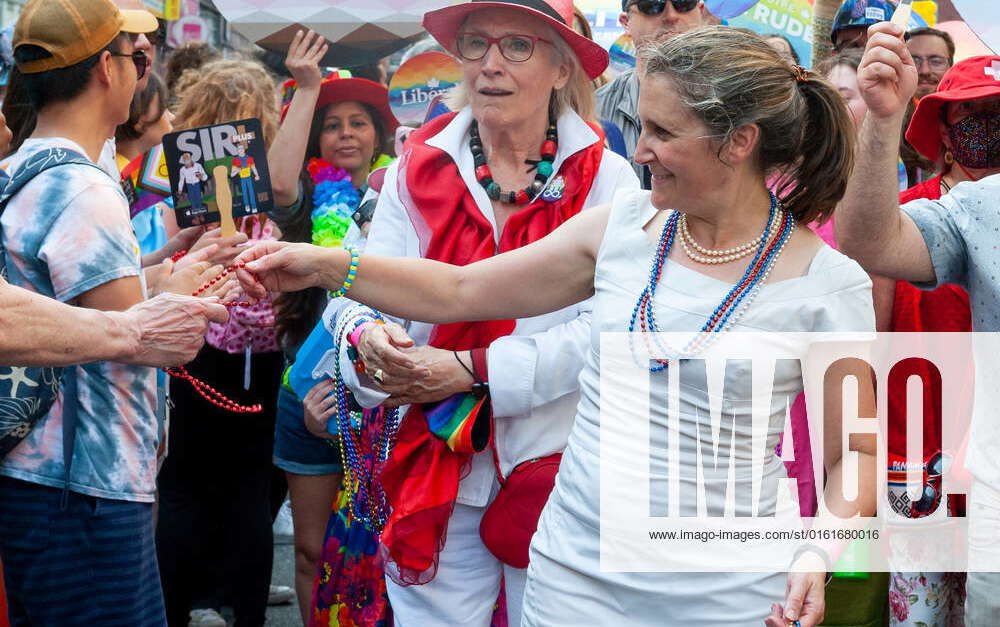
948;111;1000;169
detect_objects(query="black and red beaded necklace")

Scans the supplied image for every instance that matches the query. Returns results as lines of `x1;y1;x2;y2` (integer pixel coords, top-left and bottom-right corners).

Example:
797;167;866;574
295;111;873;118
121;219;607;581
470;119;557;205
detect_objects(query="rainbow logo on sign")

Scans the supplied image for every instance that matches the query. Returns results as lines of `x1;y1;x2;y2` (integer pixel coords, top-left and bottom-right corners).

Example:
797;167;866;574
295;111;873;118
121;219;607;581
389;52;463;126
608;34;636;78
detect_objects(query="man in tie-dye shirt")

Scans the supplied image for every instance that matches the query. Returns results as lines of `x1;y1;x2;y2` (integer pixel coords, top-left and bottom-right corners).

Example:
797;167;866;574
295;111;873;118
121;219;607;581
0;1;178;624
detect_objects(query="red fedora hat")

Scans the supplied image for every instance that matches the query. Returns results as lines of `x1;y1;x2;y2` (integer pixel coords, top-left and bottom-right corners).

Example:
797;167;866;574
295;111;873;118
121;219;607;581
422;0;609;80
280;75;400;132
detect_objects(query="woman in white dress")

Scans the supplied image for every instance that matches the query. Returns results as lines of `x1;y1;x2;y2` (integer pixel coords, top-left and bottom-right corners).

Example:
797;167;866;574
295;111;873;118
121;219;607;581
236;27;878;626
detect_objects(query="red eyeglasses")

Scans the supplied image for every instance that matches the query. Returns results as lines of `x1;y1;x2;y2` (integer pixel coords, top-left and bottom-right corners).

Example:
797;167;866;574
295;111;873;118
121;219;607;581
455;32;553;63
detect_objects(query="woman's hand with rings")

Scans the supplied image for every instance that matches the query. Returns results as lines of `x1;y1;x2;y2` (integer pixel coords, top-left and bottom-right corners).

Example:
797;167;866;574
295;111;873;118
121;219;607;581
357;322;428;387
381;347;477;407
303;378;337;440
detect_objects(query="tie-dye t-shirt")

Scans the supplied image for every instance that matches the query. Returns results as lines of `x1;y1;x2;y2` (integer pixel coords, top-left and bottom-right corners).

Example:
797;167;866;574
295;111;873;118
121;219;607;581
0;137;157;503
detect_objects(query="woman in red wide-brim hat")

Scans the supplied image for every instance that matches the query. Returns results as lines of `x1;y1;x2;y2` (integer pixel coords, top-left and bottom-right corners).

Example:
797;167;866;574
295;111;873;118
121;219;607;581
299;0;636;624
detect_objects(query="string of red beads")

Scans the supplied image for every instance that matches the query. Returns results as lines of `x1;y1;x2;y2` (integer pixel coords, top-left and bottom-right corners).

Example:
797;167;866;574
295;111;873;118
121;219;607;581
159;261;263;413
190;261;253;307
162;366;263;413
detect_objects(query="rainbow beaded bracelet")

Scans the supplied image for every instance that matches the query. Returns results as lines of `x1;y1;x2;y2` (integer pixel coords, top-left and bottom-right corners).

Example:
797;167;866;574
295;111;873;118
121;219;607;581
328;246;359;299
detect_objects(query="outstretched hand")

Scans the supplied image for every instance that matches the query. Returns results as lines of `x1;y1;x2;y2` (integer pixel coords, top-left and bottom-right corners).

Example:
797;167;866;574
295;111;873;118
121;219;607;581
120;293;229;367
234;241;343;301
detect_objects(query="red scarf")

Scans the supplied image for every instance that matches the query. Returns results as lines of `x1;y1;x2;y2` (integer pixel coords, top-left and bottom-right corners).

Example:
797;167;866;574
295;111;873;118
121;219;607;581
378;112;605;584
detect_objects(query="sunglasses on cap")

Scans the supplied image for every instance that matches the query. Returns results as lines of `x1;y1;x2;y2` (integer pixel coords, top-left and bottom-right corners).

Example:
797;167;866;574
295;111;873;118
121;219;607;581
108;49;149;81
627;0;700;16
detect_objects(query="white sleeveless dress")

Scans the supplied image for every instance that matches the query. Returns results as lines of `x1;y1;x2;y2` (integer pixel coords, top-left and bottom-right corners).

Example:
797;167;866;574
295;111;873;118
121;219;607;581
520;189;875;626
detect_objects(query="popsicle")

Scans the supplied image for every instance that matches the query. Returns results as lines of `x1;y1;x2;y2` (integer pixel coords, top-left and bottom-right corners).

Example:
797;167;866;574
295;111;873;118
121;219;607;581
891;0;912;30
213;165;236;237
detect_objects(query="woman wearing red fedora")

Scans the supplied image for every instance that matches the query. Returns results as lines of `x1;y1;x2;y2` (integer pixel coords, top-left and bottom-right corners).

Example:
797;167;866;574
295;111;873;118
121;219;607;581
313;0;636;624
266;31;400;624
878;55;1000;627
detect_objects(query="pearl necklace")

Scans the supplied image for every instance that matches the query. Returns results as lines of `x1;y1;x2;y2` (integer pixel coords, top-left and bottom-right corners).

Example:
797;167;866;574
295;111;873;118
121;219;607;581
678;207;783;265
628;193;795;372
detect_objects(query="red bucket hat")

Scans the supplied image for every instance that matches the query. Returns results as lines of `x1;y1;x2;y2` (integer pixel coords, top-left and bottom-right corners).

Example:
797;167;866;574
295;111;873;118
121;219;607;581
280;75;400;133
422;0;609;80
906;55;1000;161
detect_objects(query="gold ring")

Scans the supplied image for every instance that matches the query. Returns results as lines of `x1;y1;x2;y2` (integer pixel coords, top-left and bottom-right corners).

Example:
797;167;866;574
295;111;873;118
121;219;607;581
372;368;385;384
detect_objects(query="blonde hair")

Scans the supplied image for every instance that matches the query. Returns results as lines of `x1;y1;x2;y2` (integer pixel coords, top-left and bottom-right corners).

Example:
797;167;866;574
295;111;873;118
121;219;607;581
641;26;856;224
172;58;279;148
446;20;595;122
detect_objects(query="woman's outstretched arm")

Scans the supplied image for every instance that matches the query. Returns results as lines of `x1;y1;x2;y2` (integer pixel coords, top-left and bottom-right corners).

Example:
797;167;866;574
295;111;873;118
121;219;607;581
236;204;611;324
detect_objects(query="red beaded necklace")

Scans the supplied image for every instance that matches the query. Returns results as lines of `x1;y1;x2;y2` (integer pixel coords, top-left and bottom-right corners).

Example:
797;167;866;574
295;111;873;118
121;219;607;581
190;261;253;308
161;260;262;413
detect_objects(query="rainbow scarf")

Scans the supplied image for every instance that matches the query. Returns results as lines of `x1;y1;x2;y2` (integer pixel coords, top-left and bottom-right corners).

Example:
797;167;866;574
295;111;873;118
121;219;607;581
424;393;491;453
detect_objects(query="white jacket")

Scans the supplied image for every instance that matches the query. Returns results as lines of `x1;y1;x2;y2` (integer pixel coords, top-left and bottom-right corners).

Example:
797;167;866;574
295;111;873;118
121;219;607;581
325;106;639;507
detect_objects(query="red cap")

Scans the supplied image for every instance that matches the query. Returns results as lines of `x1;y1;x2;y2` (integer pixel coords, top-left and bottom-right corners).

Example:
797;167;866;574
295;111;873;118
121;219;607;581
280;75;400;133
422;0;609;80
906;56;1000;161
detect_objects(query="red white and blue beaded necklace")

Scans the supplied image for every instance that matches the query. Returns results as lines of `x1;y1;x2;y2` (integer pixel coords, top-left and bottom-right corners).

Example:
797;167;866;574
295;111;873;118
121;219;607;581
628;192;796;372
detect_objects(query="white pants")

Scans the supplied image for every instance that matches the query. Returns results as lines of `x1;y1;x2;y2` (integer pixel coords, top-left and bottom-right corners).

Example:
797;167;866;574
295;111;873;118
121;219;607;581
386;501;528;627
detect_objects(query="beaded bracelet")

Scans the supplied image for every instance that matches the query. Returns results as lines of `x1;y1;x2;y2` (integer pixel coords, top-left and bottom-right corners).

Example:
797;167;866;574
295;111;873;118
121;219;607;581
328;246;359;299
349;320;380;348
341;308;385;374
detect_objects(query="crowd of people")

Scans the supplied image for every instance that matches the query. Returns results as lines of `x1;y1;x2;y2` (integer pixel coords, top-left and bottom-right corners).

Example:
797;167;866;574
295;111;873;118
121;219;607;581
0;0;996;625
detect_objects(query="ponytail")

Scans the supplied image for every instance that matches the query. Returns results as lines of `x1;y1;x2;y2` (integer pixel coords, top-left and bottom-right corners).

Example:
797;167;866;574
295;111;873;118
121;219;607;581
776;74;856;224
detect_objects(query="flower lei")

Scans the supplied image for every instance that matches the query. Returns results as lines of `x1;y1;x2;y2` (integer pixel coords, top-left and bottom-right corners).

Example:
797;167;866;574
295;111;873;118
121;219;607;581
308;158;360;248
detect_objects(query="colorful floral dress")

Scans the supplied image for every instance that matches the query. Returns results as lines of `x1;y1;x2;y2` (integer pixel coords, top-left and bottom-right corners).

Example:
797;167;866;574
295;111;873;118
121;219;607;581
310;473;392;627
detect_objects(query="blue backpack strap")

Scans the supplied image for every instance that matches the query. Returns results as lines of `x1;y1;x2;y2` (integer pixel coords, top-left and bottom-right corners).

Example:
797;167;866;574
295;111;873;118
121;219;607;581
0;147;98;269
0;147;96;212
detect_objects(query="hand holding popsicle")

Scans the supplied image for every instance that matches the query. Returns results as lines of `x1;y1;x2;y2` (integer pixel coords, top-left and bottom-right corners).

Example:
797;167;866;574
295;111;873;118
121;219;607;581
857;21;919;119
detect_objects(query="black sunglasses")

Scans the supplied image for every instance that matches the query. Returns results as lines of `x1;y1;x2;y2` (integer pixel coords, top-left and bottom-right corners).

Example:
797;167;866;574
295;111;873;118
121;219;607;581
628;0;700;16
108;49;149;80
